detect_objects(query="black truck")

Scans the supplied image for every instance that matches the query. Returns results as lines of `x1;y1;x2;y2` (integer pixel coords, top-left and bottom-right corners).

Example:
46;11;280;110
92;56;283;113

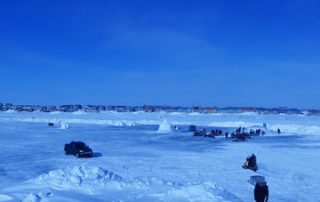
64;141;93;158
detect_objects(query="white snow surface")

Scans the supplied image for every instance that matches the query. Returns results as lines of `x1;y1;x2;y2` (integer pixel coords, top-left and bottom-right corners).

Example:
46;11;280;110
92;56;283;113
0;111;320;201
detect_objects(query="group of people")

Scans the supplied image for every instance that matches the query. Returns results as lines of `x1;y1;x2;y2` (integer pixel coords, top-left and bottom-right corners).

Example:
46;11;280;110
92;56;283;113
192;126;268;142
193;128;223;138
231;127;266;141
243;154;269;202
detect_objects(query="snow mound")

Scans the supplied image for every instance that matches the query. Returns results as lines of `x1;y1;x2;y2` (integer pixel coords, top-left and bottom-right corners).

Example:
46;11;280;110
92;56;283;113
72;110;86;115
29;166;235;201
49;111;61;114
164;183;225;202
152;182;238;202
0;194;13;201
22;192;52;202
33;166;123;191
157;119;172;133
23;193;41;202
3;110;16;113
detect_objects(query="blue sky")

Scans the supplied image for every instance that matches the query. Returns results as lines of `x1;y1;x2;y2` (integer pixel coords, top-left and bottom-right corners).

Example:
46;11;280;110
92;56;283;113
0;0;319;108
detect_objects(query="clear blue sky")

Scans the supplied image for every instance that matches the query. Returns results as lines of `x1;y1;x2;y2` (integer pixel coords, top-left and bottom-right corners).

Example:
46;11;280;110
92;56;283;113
0;0;319;108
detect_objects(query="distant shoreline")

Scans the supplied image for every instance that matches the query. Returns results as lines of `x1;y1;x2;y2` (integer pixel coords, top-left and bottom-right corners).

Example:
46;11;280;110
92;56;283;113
1;103;319;115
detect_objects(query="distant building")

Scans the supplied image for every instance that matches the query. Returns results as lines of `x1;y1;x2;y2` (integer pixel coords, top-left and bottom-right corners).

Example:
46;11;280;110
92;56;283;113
143;105;156;112
59;105;82;112
307;109;320;116
202;107;218;113
83;105;107;112
41;106;58;112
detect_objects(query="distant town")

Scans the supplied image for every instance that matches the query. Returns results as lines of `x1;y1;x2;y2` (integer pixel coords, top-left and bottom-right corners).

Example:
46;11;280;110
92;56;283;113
1;103;320;116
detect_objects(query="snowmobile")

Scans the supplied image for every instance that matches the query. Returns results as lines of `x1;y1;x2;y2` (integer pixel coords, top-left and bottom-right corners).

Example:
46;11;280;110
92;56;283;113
242;155;258;172
242;161;258;172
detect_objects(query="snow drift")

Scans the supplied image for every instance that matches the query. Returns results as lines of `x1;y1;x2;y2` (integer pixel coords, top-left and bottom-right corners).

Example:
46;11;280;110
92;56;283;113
28;165;237;201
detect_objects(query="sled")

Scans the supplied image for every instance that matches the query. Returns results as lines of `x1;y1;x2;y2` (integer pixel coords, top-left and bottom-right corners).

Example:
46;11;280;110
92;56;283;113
248;175;265;185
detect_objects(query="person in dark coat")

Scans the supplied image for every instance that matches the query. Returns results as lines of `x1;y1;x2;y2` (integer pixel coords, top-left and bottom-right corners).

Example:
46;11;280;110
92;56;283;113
277;128;281;134
254;181;269;202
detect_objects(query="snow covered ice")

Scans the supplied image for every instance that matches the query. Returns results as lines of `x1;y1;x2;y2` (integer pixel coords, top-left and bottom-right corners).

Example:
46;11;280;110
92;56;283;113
0;111;320;201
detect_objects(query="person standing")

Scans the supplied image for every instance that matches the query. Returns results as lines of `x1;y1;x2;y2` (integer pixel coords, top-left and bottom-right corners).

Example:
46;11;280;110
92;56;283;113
277;128;281;134
254;181;269;202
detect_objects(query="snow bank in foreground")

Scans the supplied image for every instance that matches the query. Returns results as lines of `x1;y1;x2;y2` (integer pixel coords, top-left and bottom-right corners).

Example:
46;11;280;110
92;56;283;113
0;194;14;201
28;165;236;201
33;166;123;191
157;119;172;133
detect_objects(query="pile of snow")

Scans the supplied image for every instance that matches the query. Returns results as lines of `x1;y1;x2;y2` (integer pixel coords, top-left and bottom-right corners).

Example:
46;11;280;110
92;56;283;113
161;182;237;202
22;192;52;202
0;194;14;201
33;166;123;192
3;110;16;113
23;193;41;202
72;110;87;115
49;111;61;114
28;165;235;201
157;119;172;133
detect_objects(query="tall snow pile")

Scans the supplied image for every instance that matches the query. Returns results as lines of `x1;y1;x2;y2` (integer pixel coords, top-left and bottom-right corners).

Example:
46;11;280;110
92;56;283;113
157;119;172;133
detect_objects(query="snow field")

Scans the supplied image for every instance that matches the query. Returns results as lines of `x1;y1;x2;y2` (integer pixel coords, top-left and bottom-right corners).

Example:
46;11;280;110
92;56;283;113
0;111;319;201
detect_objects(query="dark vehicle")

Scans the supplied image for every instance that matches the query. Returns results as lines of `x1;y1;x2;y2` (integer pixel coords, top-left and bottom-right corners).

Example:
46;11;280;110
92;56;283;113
48;122;54;127
64;141;93;158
